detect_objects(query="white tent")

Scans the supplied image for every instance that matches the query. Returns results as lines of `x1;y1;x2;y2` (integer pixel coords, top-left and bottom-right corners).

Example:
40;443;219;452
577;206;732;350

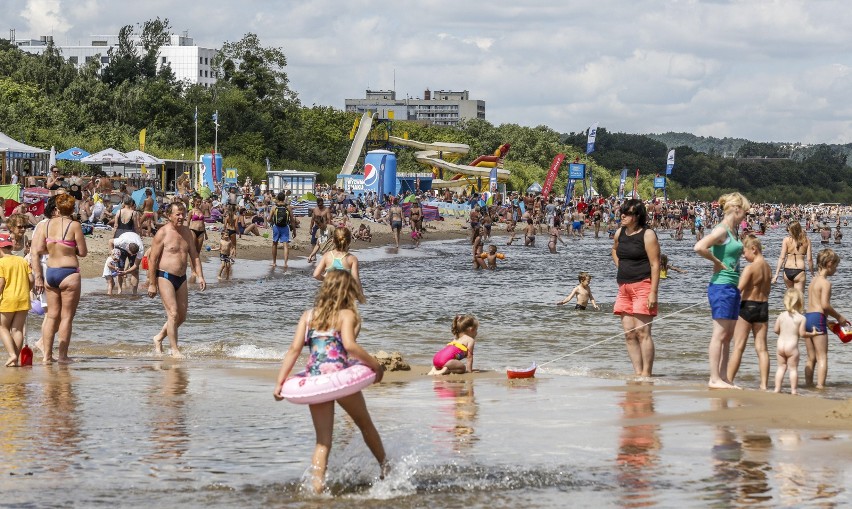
0;132;49;153
80;148;132;164
125;149;165;165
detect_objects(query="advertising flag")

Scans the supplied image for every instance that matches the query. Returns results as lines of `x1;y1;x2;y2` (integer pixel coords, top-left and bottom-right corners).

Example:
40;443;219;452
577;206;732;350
586;122;599;154
666;149;675;175
211;149;218;183
565;178;575;200
489;165;498;194
541;153;565;200
212;111;219;125
618;168;628;199
194;107;198;122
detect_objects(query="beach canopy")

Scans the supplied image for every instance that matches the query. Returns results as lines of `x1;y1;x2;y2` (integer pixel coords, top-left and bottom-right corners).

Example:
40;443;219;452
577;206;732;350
131;187;159;211
0;132;48;153
56;147;91;161
196;186;212;199
402;194;418;203
125;149;164;166
527;182;542;194
80;148;131;165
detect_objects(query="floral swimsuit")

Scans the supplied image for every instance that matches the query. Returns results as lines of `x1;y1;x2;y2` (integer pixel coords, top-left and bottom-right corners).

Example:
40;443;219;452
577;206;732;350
303;311;356;376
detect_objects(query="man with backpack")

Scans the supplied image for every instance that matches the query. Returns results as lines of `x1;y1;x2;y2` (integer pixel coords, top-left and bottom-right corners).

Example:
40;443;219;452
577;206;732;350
268;192;293;268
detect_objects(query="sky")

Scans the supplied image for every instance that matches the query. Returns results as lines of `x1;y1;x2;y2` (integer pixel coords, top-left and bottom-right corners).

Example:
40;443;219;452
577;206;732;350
4;0;852;144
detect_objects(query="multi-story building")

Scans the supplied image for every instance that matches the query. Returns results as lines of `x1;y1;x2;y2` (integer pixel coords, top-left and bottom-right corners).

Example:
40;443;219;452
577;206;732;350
14;33;217;87
345;89;485;126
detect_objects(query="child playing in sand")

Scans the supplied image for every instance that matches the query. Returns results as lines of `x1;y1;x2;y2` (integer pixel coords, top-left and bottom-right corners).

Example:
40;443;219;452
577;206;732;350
804;248;848;388
659;254;686;279
0;233;33;367
273;270;387;493
353;223;372;242
774;288;815;394
102;248;122;295
429;314;479;375
480;245;506;270
556;271;599;310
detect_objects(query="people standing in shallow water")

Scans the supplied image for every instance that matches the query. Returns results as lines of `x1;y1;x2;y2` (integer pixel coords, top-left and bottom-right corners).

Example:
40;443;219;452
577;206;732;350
774;288;814;395
273;270;387;494
611;199;660;378
804;248;846;389
694;192;749;390
147;202;206;358
313;227;363;300
30;193;87;364
728;235;772;389
773;221;812;295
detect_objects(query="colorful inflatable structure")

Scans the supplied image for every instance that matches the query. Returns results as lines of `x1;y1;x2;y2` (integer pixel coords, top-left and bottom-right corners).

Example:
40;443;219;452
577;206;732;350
388;136;510;189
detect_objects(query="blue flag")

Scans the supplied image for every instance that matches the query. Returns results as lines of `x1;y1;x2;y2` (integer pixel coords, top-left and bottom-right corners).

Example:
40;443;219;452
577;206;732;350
194;106;197;122
665;149;675;175
212;111;219;124
565;179;575;200
586;122;598;154
618;168;628;199
489;166;497;193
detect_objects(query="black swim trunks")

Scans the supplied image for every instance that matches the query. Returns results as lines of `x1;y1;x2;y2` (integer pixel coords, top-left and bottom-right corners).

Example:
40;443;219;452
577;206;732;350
739;300;769;324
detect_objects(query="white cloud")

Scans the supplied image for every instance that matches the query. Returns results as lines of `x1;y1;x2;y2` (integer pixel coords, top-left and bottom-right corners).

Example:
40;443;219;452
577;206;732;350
2;0;852;143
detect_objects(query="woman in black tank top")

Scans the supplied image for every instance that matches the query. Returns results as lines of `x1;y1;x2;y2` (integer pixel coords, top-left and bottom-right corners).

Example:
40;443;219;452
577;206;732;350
113;196;139;238
611;199;660;377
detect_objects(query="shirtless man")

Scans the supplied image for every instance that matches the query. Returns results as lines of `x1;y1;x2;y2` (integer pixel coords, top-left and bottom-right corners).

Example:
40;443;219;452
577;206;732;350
727;235;772;389
307;197;332;262
147;202;206;358
409;200;423;238
388;199;404;248
141;188;156;237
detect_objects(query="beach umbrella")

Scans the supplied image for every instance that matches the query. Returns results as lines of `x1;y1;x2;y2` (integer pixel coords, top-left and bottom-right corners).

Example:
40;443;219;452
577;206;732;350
527;182;542;194
80;148;132;165
197;186;212;199
125;149;165;165
56;147;91;161
49;146;56;167
402;194;418;203
302;192;317;202
131;187;159;212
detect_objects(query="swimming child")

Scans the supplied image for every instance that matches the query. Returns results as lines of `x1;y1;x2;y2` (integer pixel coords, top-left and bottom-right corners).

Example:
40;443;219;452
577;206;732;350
774;288;815;395
659;254;685;279
0;233;33;367
834;226;842;244
102;248;122;295
429;314;479;375
556;271;599;310
804;248;847;388
273;271;387;493
479;245;506;270
728;235;772;389
314;227;363;299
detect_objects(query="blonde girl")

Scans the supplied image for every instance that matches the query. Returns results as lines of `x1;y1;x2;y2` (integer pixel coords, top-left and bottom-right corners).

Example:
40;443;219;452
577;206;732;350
773;288;812;394
313;227;363;299
273;270;387;493
694;192;749;389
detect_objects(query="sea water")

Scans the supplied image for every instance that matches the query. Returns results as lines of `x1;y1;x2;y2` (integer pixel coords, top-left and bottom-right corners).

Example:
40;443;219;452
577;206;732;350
1;226;850;507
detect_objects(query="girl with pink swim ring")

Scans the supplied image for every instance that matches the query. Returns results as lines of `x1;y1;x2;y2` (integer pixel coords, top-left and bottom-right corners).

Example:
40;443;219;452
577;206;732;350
429;314;479;375
273;270;388;493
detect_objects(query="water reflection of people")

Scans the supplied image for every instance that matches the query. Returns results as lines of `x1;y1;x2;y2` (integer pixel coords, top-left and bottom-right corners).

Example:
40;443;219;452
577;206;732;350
431;379;478;454
41;365;83;472
0;379;28;468
148;364;190;461
616;383;661;508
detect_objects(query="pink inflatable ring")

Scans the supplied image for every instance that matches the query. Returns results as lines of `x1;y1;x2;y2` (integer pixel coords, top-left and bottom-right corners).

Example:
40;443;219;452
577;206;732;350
280;364;377;404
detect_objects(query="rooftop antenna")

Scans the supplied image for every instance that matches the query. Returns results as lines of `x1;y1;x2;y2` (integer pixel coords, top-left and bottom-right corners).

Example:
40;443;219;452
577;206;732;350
393;67;396;93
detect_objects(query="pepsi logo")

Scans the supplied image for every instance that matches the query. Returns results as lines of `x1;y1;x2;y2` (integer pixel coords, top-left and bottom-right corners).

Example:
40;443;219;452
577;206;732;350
70;150;83;156
364;163;378;187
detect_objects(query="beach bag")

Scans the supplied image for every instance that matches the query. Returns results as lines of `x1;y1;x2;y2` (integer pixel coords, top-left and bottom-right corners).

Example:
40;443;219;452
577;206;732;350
274;206;290;228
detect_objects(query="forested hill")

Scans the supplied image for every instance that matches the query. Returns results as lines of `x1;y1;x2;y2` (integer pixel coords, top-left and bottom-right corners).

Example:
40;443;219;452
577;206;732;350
646;132;749;157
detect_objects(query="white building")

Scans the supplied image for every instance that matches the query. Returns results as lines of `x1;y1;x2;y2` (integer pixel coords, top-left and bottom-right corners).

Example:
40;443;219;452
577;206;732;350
14;33;217;87
345;89;485;126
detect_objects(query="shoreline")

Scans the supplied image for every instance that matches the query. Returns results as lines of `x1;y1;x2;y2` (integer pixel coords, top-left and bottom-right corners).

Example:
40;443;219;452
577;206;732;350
77;216;473;279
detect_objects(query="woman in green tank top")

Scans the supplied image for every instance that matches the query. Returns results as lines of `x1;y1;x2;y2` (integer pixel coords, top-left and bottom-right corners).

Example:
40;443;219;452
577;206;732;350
694;192;749;390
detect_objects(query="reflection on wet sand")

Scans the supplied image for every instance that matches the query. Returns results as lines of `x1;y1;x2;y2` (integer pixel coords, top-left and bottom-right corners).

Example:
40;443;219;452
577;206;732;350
431;379;479;454
39;366;84;473
616;383;661;508
147;364;190;465
0;381;29;471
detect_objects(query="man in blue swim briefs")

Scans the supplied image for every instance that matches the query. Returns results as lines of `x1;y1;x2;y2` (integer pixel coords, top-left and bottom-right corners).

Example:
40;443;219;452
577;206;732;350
147;201;206;358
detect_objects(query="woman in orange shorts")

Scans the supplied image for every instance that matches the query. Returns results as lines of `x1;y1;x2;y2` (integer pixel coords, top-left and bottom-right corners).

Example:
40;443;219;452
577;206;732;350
611;199;660;377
